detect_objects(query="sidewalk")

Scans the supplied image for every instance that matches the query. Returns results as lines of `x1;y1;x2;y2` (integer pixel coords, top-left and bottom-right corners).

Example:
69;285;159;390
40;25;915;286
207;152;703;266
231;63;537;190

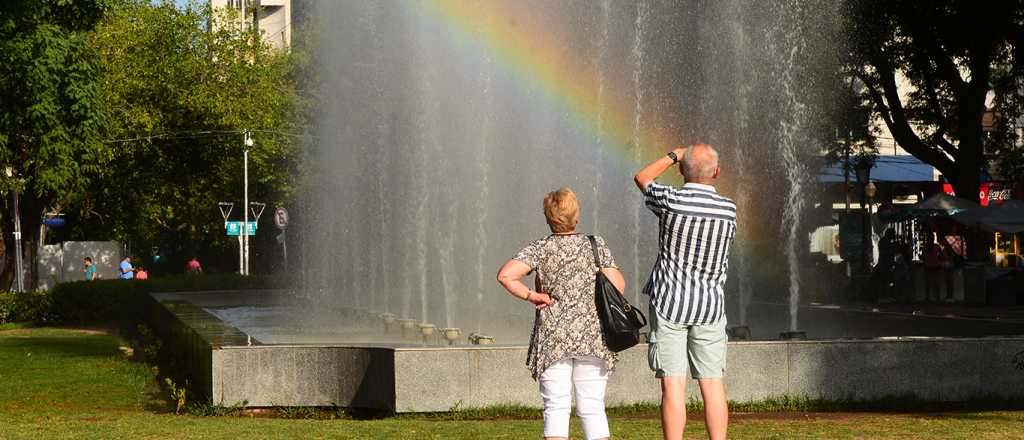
836;300;1024;323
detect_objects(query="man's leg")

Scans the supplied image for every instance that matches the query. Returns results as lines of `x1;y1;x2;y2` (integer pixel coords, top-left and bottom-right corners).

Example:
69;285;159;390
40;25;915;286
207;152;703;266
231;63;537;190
689;319;729;440
648;304;691;440
697;378;728;440
660;376;687;440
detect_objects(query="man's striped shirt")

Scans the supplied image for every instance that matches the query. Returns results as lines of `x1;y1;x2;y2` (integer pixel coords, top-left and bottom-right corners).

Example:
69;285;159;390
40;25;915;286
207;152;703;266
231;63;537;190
642;181;737;325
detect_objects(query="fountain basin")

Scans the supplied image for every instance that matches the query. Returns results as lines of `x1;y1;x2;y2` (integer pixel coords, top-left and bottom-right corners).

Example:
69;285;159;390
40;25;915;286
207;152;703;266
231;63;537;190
149;291;1024;412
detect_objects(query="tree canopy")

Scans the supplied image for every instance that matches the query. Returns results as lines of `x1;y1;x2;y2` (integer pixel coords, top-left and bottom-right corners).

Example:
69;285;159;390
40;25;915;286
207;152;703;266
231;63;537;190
844;0;1024;202
75;0;307;274
0;0;111;289
1;0;307;288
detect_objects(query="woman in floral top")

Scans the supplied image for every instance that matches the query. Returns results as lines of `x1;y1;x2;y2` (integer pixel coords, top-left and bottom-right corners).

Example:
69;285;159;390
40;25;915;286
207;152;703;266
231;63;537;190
497;187;626;440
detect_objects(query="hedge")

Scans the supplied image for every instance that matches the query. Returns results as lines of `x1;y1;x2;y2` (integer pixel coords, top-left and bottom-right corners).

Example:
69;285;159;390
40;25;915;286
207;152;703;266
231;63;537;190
3;274;284;328
0;290;56;324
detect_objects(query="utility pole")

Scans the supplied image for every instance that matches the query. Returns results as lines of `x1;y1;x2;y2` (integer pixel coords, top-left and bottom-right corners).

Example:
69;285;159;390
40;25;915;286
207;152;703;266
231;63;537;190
252;0;260;33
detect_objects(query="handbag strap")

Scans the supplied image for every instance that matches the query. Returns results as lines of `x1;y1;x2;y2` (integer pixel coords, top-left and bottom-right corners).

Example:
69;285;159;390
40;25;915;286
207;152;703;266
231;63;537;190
587;235;602;268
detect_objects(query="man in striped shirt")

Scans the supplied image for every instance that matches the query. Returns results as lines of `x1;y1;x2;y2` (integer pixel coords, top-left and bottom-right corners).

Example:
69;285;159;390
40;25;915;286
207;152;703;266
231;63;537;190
634;144;736;440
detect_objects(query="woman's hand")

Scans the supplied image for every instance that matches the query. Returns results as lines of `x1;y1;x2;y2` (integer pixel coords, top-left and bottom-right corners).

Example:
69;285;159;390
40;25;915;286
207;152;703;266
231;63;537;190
528;291;553;310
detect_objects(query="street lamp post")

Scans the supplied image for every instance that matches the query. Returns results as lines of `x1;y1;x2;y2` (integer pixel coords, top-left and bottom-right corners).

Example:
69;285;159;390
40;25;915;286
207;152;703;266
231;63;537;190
243;130;253;275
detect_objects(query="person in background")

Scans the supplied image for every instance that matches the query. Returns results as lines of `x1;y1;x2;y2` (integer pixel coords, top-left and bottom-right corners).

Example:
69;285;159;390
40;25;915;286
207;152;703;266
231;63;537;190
923;241;945;302
497;187;626;440
134;265;149;280
119;256;134;280
185;256;203;274
83;257;96;281
874;229;897;300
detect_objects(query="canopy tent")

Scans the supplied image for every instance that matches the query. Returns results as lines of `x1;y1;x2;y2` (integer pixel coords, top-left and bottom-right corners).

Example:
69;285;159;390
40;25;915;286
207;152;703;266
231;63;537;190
953;200;1024;234
880;193;981;223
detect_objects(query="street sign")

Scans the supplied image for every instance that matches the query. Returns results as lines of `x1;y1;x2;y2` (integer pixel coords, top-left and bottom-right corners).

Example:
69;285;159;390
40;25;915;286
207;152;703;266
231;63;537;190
274;207;289;229
42;218;65;228
226;221;257;236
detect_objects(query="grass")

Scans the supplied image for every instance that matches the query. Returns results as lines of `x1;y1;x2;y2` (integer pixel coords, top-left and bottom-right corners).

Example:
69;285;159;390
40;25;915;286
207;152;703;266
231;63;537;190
2;327;1024;439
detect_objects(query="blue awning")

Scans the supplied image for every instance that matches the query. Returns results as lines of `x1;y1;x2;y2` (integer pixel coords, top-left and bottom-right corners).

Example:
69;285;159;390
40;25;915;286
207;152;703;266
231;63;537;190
817;155;936;183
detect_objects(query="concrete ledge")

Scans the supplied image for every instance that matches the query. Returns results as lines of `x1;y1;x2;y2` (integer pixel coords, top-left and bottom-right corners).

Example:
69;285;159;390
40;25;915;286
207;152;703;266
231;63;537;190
148;292;1024;411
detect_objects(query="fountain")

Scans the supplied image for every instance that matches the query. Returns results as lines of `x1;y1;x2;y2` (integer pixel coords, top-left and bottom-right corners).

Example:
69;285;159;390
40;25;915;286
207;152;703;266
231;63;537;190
468;333;495;346
398;318;417;338
779;330;807;341
380;312;397;332
417;323;436;345
439;327;461;345
296;0;854;344
727;326;752;340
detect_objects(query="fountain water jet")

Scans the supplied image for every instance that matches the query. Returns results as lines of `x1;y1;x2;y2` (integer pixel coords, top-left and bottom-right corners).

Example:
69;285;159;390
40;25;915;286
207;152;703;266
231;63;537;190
300;0;844;344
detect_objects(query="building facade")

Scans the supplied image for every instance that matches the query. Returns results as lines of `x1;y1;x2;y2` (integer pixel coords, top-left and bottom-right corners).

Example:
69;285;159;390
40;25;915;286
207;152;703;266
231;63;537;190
212;0;291;50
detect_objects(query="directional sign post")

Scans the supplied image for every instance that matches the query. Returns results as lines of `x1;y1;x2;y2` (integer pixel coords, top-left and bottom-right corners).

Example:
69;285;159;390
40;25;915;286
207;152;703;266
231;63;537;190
225;221;257;236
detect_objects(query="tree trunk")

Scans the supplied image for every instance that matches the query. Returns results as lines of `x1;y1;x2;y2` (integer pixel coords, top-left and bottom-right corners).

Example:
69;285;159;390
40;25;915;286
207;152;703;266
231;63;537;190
1;195;14;291
20;196;44;291
0;192;45;291
943;134;983;204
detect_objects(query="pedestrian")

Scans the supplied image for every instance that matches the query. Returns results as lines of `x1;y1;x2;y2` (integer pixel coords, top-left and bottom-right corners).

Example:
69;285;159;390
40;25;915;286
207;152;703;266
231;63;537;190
83;257;96;281
135;266;149;280
185;256;203;274
874;229;897;300
497;187;626;440
634;144;736;440
923;241;944;302
119;256;134;280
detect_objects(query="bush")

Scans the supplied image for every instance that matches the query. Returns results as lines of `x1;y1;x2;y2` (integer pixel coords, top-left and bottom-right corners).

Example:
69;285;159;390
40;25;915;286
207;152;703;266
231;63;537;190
0;290;56;324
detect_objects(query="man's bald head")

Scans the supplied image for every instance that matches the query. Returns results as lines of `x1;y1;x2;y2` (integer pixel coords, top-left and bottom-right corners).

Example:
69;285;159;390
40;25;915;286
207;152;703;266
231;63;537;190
681;143;720;184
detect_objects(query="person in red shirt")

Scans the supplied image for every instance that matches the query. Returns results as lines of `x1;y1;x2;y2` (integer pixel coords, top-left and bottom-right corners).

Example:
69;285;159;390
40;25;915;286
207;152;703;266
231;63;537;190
923;241;947;302
134;266;149;280
185;256;203;274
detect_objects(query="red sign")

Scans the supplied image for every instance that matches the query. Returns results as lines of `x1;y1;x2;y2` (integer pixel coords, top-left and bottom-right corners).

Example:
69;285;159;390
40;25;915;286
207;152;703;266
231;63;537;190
942;181;1021;206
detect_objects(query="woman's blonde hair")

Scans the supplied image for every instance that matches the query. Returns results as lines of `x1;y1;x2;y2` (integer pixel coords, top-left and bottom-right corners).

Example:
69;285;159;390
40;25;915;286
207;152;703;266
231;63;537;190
543;187;579;233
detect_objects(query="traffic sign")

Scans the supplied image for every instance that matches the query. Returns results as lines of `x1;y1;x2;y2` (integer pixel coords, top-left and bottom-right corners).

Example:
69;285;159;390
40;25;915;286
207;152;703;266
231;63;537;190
226;221;257;236
274;207;289;229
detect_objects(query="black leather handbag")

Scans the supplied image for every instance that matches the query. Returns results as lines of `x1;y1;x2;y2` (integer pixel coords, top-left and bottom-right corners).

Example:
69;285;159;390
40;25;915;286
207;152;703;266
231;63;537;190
588;235;647;352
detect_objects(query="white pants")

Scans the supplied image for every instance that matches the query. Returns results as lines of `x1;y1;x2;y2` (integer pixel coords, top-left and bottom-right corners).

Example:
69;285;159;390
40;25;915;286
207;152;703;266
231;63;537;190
538;356;610;439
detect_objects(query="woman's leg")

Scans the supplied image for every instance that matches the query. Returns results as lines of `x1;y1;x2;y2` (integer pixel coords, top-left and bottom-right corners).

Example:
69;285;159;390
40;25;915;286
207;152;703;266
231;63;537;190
539;358;573;440
572;356;611;440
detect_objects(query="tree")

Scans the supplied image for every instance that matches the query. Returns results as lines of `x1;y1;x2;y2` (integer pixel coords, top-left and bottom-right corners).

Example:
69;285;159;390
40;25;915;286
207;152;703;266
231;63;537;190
72;0;305;273
0;0;111;289
844;0;1024;203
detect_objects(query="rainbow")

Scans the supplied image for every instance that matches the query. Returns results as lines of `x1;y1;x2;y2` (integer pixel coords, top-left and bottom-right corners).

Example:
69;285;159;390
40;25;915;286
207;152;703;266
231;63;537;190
417;0;682;170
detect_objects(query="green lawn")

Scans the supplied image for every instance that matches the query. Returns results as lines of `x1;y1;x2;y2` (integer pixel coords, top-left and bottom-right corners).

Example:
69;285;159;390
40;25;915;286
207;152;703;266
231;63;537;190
1;327;1023;439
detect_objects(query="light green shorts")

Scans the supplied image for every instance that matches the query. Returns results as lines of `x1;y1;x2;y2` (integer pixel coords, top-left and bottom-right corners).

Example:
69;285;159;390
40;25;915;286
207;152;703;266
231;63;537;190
647;303;727;379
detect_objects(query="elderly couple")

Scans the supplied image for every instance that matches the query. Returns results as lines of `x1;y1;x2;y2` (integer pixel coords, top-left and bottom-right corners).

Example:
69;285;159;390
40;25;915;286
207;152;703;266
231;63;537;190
498;144;736;440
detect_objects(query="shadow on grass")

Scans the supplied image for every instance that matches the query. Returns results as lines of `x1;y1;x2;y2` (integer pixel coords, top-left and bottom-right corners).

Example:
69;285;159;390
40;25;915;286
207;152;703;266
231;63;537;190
913;412;1024;422
0;334;123;359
